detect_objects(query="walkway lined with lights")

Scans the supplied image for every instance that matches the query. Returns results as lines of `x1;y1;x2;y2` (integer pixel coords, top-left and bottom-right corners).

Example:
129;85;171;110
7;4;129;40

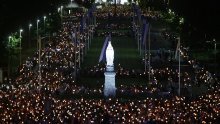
0;3;220;123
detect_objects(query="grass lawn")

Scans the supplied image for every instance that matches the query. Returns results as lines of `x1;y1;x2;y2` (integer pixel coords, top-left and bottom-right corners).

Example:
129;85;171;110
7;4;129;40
82;36;143;70
81;37;105;68
192;51;214;61
112;37;143;70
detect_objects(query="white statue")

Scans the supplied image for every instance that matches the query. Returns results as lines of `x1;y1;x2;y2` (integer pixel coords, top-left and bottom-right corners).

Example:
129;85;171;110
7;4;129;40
106;41;114;66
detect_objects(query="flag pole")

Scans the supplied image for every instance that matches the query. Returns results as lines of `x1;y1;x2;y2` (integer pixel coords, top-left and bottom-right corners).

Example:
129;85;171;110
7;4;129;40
148;24;151;84
137;27;139;51
87;27;90;50
38;36;41;85
144;27;146;72
74;38;77;81
178;37;181;96
175;37;180;60
78;34;81;68
139;32;142;56
81;35;84;63
143;22;148;72
89;26;92;47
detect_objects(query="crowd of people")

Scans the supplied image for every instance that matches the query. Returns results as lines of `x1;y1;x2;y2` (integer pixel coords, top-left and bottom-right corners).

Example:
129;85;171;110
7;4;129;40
1;84;220;123
0;4;220;123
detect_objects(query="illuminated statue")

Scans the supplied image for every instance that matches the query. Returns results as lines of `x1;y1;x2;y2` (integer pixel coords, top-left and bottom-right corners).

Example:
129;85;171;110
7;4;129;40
104;40;116;97
106;41;114;66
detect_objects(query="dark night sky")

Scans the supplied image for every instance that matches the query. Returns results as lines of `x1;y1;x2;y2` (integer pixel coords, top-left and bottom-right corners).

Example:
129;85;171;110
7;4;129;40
0;0;61;39
0;0;219;40
172;0;219;39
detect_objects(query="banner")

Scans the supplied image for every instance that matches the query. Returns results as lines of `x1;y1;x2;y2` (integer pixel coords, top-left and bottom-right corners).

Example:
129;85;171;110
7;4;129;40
99;36;110;62
142;21;149;48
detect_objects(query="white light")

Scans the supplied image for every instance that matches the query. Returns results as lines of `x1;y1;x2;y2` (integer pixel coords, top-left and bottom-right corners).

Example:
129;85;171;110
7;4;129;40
121;0;128;4
106;41;114;66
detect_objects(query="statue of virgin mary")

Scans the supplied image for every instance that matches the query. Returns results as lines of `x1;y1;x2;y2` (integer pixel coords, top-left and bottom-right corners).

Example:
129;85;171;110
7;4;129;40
106;41;114;66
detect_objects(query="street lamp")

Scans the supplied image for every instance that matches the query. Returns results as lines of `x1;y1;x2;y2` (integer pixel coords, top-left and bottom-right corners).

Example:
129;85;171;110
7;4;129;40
71;0;73;6
19;29;23;37
179;17;184;25
214;38;216;54
70;0;73;13
206;38;217;73
57;7;60;13
213;39;217;73
8;36;12;47
37;19;40;49
177;37;181;96
37;19;40;39
8;36;12;78
43;16;46;36
29;23;32;48
60;5;63;25
19;29;23;65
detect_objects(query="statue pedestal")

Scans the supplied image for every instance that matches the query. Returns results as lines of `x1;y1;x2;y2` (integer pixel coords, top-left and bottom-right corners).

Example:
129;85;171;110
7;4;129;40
106;65;114;72
104;71;116;97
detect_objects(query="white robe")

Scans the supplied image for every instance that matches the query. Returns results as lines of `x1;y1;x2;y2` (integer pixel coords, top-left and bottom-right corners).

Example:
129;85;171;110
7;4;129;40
106;41;114;66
